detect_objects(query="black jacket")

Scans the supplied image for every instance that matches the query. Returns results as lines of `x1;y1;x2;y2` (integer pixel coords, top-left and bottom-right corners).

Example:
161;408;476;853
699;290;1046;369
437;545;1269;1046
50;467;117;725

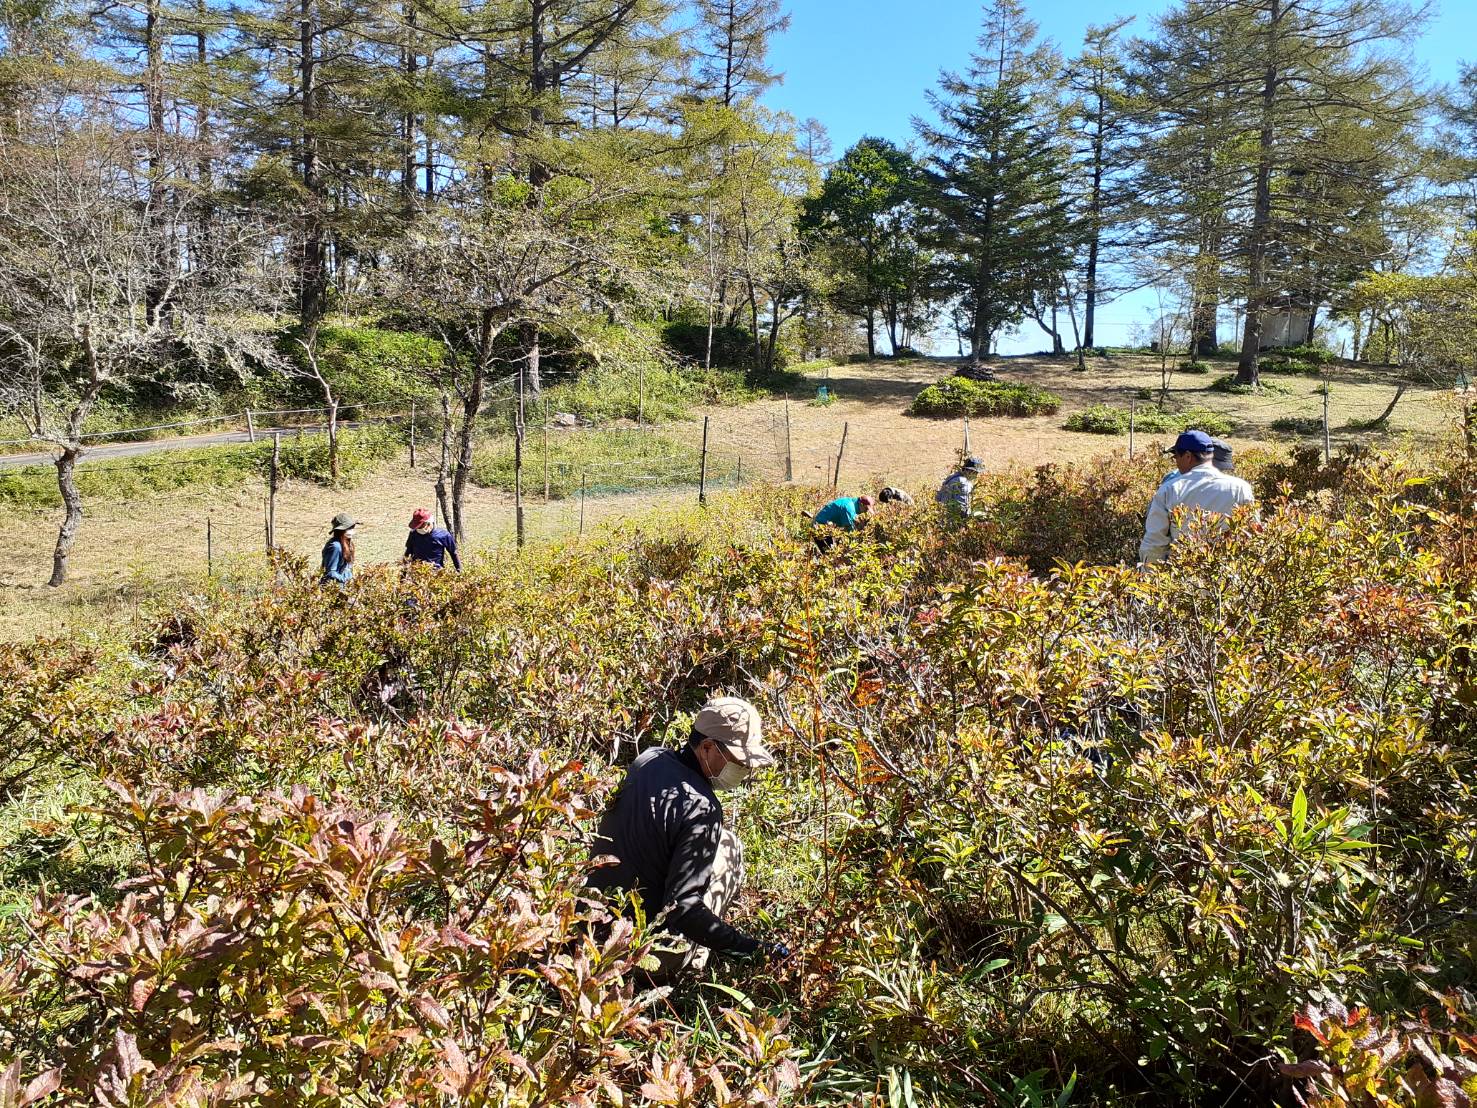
587;746;758;954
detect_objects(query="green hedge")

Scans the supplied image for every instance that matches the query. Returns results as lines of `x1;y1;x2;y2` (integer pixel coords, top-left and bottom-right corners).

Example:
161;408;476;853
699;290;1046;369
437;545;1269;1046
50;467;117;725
909;376;1062;418
1064;403;1236;437
1211;374;1294;395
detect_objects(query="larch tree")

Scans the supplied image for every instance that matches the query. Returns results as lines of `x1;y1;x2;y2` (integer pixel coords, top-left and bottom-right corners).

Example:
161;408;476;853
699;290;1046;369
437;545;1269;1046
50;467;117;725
1222;0;1424;383
691;0;787;108
1064;17;1134;352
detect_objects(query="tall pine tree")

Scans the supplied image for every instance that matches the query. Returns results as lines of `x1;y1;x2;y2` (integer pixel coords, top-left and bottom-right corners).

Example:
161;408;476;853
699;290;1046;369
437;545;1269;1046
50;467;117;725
916;0;1072;362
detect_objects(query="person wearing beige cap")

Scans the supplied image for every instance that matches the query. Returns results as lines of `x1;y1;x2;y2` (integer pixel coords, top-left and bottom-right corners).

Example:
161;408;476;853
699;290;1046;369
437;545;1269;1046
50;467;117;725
587;695;787;977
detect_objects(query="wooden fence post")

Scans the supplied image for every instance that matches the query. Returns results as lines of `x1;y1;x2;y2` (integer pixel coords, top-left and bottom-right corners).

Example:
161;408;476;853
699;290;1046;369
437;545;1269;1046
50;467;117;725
784;395;793;482
409;399;417;469
698;416;710;505
543;396;550;501
246;409;256;444
737;454;743;485
579;471;587;534
514;429;525;548
1329;384;1341;466
1129;399;1136;459
207;514;213;577
963;415;971;454
267;432;280;551
832;421;849;489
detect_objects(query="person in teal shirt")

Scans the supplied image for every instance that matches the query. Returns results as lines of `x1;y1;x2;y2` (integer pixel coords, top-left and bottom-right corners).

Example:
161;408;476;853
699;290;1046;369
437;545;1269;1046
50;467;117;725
812;495;873;551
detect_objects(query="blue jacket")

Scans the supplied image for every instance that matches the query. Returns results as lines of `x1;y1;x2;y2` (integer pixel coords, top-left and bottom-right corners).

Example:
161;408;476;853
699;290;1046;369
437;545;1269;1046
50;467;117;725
936;472;975;516
320;539;352;585
405;526;460;570
813;497;863;531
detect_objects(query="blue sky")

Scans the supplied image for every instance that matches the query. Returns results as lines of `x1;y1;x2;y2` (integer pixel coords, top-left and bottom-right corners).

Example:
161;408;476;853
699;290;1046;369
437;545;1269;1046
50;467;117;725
760;0;1474;354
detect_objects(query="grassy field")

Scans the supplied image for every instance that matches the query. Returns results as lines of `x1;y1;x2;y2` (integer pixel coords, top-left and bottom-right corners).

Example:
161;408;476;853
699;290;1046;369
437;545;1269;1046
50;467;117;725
0;352;1459;642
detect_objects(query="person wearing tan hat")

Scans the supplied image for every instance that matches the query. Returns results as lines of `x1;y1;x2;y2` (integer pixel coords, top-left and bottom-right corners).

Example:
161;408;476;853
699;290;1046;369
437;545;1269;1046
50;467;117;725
587;695;787;977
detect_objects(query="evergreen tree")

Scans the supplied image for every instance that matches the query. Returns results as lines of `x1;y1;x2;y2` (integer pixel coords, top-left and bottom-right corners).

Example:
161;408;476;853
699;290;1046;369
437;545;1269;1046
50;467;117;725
915;0;1073;362
804;136;931;357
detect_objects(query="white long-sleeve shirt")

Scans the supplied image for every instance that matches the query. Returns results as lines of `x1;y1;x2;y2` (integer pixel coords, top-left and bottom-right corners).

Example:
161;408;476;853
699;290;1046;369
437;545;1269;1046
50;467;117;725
1139;461;1257;563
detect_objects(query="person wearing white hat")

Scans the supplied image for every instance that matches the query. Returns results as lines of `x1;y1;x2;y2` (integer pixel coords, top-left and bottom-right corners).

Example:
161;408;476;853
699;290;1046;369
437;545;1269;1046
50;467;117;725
587;694;788;977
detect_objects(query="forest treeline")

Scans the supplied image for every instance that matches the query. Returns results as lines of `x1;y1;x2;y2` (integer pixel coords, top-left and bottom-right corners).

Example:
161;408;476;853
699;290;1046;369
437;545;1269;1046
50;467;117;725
2;0;1477;578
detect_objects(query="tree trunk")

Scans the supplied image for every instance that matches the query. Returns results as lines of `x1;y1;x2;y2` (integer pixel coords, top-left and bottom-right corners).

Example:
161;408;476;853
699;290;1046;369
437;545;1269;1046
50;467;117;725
1236;0;1279;387
747;281;761;365
1368;383;1407;426
766;300;783;371
1190;217;1222;357
401;0;418;206
327;398;339;485
865;309;875;359
523;321;541;397
191;0;214;279
144;0;171;325
49;447;82;587
298;0;328;327
451;312;493;541
434;390;453;526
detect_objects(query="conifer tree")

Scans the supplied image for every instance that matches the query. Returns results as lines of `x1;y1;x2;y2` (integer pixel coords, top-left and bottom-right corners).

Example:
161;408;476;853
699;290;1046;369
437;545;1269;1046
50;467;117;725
915;0;1073;362
1065;18;1134;351
691;0;787;108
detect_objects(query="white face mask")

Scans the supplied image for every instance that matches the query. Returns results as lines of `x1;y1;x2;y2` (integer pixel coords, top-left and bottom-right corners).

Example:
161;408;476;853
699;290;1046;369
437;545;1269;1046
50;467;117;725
711;757;751;791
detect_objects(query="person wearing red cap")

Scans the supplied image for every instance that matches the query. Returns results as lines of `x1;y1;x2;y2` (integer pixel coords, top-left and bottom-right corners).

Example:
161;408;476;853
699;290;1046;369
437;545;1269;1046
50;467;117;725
403;508;461;571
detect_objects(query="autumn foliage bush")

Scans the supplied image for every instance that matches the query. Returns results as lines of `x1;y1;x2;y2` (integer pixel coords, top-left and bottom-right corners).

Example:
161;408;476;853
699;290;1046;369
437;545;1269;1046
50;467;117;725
1;439;1474;1105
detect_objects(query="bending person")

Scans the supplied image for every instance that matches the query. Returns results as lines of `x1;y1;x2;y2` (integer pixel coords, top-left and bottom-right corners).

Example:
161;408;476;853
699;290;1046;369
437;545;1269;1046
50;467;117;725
587;696;787;978
811;494;874;551
404;508;461;571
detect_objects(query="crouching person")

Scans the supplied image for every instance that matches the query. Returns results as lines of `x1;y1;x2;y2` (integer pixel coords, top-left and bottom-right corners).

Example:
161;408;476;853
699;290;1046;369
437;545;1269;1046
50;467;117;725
587;695;788;978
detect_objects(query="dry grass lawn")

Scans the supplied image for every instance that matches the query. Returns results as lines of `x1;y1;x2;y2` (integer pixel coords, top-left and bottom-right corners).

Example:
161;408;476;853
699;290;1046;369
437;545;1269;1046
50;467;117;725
1;352;1460;642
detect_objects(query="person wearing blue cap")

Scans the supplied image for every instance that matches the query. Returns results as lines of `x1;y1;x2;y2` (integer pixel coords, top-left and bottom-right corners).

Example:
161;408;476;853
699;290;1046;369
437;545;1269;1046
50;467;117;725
1139;430;1256;563
1159;438;1235;485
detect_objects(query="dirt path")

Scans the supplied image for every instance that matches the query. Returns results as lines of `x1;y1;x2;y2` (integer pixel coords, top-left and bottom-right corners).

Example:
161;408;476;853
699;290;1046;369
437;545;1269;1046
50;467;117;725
0;422;377;469
681;353;1451;497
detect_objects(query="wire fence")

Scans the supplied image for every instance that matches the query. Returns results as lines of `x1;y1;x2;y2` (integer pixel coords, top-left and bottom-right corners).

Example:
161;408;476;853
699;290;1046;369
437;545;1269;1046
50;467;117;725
0;398;788;593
